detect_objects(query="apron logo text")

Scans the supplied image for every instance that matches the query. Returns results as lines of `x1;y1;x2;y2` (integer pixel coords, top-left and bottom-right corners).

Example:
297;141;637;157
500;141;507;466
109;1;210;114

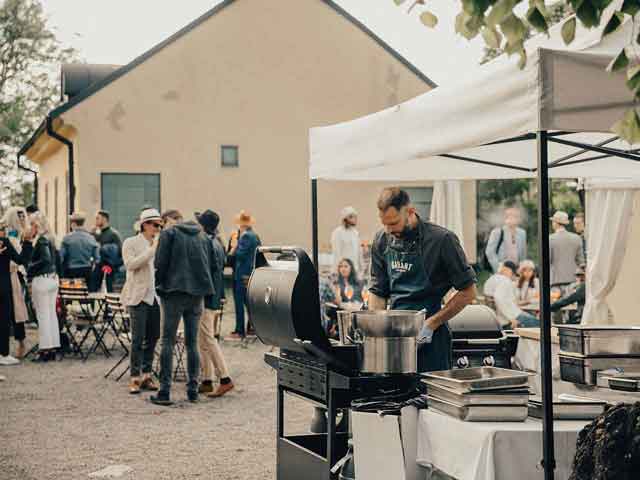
391;260;413;273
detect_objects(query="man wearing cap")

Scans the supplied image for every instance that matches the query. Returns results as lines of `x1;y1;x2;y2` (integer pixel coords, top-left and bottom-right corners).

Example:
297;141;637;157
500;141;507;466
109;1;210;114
196;210;234;397
60;212;100;287
550;211;585;292
120;208;163;394
331;206;361;275
227;210;261;340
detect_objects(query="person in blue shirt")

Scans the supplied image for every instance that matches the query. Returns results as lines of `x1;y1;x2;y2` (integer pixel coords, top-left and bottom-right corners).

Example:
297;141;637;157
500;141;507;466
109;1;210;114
227;210;261;340
59;211;100;288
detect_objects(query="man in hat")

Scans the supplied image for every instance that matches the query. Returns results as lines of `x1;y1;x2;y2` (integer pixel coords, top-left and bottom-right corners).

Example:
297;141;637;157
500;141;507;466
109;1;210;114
196;210;234;397
331;206;361;275
549;211;585;293
60;211;100;287
227;210;260;340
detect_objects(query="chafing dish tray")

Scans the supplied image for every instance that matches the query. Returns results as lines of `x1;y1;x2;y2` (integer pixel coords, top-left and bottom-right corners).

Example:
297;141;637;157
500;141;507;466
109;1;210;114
421;367;530;393
559;353;640;385
595;369;640;392
427;396;528;422
558;325;640;357
425;382;530;406
528;396;606;420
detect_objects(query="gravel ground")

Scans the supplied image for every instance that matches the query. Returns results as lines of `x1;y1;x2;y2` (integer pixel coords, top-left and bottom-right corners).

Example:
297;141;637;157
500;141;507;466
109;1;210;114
0;316;312;480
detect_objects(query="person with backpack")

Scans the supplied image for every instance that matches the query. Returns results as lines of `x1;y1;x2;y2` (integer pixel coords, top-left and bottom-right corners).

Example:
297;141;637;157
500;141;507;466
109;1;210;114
485;207;527;273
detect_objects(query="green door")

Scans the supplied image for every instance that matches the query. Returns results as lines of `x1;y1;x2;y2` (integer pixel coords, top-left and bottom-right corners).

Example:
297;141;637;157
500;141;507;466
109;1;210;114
101;173;161;239
404;187;433;220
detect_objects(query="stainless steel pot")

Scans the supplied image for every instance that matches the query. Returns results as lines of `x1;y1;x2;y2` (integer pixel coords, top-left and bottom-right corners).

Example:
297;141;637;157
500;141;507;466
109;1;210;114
352;310;426;374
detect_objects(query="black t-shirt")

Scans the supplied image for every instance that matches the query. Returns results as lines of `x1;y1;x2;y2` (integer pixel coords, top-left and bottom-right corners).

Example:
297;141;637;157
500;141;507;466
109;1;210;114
369;220;476;305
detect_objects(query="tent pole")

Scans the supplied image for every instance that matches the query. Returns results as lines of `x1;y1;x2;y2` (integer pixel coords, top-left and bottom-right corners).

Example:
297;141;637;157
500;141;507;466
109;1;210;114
537;131;555;479
311;179;319;269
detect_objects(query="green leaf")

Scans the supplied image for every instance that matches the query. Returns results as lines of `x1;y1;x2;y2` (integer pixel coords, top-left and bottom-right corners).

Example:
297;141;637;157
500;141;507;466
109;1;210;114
603;12;624;37
592;0;613;9
561;17;577;45
612;109;640;144
621;0;640;16
504;39;524;54
576;1;601;28
569;0;585;10
420;11;439;28
500;13;528;45
607;48;629;72
481;27;503;48
526;6;548;33
487;0;519;27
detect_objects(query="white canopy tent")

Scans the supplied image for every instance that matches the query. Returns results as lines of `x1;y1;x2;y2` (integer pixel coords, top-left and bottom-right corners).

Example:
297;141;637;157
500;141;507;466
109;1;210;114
307;5;640;478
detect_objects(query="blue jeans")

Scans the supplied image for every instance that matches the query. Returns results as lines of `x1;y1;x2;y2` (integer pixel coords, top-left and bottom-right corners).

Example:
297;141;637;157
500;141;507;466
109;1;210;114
517;312;540;328
233;279;247;336
159;293;203;394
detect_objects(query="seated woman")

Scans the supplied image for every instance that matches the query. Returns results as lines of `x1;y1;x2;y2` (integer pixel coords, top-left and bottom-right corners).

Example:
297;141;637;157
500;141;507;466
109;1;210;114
516;260;539;305
334;258;363;306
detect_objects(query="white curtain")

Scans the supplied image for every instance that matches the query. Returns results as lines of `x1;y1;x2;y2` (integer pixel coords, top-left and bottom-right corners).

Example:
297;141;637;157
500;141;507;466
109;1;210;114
583;180;638;324
430;181;465;246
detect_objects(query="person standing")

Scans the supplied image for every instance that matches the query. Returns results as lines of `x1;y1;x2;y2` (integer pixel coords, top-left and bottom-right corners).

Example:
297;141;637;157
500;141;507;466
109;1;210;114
151;211;217;405
549;211;585;292
196;210;234;397
227;210;260;340
27;213;61;362
485;207;527;272
60;212;100;287
573;212;587;261
331;206;361;275
0;221;33;365
368;188;476;372
120;208;163;394
93;210;123;292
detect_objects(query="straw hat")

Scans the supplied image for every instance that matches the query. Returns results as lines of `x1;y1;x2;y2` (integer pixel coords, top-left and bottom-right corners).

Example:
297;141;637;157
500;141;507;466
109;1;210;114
340;206;357;220
139;208;162;224
234;210;256;227
550;211;570;225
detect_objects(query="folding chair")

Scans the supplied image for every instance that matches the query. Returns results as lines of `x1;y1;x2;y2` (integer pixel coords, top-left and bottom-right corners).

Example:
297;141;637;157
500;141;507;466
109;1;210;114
59;282;109;361
153;328;187;382
104;293;131;381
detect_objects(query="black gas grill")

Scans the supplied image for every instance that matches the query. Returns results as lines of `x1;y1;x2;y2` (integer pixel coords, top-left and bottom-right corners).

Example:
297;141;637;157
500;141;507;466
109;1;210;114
248;247;419;480
449;305;519;369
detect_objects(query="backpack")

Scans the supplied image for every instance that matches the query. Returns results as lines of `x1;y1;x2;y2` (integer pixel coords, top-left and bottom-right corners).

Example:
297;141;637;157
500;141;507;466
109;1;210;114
481;227;505;271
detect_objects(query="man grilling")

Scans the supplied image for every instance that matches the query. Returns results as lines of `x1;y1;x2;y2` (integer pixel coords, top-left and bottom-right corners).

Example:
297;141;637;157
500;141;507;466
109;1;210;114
368;188;477;372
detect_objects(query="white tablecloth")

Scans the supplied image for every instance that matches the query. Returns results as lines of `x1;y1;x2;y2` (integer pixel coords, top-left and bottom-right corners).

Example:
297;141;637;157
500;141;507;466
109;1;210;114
417;409;586;480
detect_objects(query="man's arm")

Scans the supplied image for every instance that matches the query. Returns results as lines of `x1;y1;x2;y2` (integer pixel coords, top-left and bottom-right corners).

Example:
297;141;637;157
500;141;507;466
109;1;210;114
576;238;585;266
427;284;476;330
367;233;389;309
551;284;585;311
485;228;500;272
154;230;172;290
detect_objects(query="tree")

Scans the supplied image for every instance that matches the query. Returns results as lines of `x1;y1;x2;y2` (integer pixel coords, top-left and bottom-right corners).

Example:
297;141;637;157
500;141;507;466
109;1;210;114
0;0;76;212
394;0;640;143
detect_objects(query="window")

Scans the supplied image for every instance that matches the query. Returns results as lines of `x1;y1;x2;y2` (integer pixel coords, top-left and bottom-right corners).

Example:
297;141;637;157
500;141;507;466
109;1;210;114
44;182;49;218
221;145;239;167
101;173;161;238
403;187;433;220
54;177;59;236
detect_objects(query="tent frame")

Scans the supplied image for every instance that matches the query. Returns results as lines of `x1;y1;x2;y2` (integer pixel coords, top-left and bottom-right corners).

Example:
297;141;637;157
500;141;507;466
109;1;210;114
309;131;640;479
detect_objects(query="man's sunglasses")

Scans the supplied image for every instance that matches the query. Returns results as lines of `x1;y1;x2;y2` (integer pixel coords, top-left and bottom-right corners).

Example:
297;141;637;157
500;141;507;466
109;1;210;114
151;222;163;229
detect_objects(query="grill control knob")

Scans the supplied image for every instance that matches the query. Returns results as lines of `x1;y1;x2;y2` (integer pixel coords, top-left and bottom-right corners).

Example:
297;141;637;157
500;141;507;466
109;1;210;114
483;355;495;367
456;356;470;368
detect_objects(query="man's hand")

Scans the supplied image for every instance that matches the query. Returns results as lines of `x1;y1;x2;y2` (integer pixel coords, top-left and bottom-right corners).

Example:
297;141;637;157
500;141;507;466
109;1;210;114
0;244;6;255
368;292;387;310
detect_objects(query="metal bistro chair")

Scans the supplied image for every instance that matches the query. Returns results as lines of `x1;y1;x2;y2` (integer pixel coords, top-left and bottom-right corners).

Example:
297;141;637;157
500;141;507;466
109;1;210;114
104;293;132;381
153;329;187;382
59;281;109;361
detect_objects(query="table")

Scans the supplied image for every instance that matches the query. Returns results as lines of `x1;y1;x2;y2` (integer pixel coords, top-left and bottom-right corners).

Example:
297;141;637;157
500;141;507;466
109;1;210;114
417;409;586;480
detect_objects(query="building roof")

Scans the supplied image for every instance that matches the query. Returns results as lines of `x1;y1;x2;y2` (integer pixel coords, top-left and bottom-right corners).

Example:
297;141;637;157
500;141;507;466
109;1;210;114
19;0;436;157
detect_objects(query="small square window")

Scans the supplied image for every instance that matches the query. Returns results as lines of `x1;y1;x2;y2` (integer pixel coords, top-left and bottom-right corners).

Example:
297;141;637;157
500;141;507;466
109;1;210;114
221;145;239;167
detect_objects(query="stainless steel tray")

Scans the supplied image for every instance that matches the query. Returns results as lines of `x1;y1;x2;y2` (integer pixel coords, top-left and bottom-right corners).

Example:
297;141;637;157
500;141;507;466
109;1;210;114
559;353;640;385
528;396;606;420
558;325;640;356
596;369;640;388
421;367;530;393
425;382;530;406
427;396;528;422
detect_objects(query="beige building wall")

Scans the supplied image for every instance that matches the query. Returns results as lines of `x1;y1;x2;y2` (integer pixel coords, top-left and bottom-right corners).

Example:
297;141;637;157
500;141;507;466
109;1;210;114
31;0;477;262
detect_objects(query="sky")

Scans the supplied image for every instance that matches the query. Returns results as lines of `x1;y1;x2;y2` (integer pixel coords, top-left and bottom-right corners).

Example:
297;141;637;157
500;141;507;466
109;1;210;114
39;0;485;86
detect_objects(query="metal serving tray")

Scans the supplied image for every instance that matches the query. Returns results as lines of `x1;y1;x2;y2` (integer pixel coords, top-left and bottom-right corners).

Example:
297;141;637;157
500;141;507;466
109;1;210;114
557;325;640;357
528;396;606;420
421;367;530;394
427;396;528;422
559;353;640;385
424;382;530;406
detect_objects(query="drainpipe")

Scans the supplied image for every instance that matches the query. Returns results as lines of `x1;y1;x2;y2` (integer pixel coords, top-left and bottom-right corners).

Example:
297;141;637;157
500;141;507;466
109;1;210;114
16;155;38;207
46;115;75;215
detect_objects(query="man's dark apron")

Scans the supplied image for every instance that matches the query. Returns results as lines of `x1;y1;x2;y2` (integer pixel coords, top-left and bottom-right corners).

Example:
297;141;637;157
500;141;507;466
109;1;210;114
385;235;452;372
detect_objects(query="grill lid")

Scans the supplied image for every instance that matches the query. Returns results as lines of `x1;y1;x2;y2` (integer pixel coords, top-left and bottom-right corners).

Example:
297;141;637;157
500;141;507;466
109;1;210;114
449;305;504;340
247;247;331;355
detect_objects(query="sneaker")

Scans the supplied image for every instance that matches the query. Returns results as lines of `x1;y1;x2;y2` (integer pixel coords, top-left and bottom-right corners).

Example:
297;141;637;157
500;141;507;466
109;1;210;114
129;378;141;394
150;392;173;406
226;332;244;341
140;377;159;391
0;355;20;366
207;381;234;398
198;382;214;394
187;391;199;403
